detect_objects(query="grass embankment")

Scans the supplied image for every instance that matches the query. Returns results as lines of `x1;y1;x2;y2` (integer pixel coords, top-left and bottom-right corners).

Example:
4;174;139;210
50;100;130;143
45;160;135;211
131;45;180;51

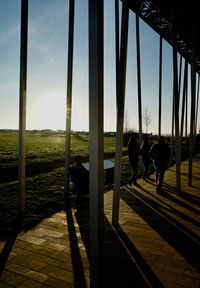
0;130;153;237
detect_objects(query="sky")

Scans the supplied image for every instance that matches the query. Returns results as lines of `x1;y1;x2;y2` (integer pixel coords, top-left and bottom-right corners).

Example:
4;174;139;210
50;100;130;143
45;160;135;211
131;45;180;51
0;0;198;134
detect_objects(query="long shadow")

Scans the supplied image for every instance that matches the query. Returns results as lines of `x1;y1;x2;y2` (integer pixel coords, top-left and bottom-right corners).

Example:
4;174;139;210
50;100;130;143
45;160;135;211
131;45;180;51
121;187;200;271
178;190;200;203
130;185;200;242
65;206;87;288
74;201;154;287
160;187;200;215
114;223;164;288
163;183;200;204
0;230;18;275
140;186;200;243
146;177;200;208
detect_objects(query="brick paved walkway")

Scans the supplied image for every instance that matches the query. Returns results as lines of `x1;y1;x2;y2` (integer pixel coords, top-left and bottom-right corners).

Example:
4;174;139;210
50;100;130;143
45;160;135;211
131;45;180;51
0;156;200;287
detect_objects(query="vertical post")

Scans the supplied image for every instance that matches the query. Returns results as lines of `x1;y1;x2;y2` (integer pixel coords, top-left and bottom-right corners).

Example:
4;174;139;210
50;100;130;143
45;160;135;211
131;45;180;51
158;36;162;137
64;0;75;204
171;89;175;158
171;55;182;160
185;71;188;139
115;0;119;106
172;38;181;192
188;65;196;185
112;2;129;225
188;12;197;186
18;0;29;218
89;1;104;287
136;14;142;144
194;75;200;135
178;56;183;95
180;60;187;140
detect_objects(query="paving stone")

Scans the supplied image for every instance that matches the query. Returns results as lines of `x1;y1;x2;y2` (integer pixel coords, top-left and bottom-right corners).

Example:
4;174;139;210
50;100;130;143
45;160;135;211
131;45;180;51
18;235;46;245
17;278;49;288
9;247;33;257
39;241;67;252
6;262;30;275
51;251;72;263
44;276;74;288
163;265;185;275
156;269;200;287
24;270;49;283
156;255;193;270
184;270;200;280
9;255;48;271
0;270;26;286
39;265;74;283
162;280;184;288
0;281;14;288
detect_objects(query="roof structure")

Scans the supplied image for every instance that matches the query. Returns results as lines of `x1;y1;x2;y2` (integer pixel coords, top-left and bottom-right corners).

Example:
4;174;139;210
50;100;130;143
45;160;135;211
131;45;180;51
123;0;200;73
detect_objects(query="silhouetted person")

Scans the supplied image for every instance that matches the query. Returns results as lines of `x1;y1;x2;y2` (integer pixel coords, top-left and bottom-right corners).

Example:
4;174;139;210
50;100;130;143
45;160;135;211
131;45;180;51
140;137;151;179
70;155;89;208
150;136;170;192
127;136;140;185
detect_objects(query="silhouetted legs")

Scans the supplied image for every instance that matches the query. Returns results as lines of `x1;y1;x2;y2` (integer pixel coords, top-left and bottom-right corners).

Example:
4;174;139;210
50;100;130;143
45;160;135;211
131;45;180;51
155;168;165;192
129;161;139;185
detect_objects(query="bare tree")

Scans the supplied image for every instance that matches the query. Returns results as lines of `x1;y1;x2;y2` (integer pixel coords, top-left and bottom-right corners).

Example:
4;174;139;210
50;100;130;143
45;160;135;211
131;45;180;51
143;107;152;134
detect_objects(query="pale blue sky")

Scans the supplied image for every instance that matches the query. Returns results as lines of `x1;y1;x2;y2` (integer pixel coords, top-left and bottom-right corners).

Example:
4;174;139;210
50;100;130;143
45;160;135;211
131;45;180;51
0;0;196;134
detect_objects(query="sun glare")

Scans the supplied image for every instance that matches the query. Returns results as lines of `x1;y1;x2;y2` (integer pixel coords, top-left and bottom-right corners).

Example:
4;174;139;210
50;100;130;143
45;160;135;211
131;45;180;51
27;91;66;130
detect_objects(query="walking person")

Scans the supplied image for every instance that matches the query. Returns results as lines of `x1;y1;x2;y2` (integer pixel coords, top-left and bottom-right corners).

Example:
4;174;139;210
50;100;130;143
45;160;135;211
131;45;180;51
150;136;170;192
127;135;140;185
140;137;151;179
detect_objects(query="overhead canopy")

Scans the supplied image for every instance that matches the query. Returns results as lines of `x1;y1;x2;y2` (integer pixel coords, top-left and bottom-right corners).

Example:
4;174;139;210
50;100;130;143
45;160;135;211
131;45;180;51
122;0;200;73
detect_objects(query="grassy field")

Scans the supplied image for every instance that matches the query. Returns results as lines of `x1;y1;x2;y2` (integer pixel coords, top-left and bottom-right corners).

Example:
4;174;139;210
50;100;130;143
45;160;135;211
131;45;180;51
0;130;152;237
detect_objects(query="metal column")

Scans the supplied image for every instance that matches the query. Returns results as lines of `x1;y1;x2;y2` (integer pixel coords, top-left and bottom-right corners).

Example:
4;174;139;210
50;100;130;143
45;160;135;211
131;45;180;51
64;0;75;204
115;0;119;106
136;14;142;144
18;0;29;218
180;60;188;140
112;2;129;226
89;1;104;286
188;65;196;185
195;75;199;134
158;36;162;137
172;43;181;192
188;13;197;186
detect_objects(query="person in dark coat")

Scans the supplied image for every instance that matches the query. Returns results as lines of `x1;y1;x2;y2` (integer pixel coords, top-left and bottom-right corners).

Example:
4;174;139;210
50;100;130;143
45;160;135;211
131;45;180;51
150;136;170;192
69;155;89;208
127;136;140;185
140;137;151;179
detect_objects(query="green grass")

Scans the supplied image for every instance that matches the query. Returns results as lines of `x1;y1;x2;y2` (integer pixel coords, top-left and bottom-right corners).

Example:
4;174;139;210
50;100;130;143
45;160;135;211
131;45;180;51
0;130;155;237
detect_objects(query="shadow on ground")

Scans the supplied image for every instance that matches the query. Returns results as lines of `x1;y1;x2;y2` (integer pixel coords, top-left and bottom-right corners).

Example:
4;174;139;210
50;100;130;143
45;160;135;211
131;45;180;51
72;199;163;287
121;186;200;272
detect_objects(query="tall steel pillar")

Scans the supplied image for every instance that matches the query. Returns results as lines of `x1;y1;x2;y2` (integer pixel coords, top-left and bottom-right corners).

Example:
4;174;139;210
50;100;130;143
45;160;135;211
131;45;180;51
64;0;75;204
112;2;129;226
136;14;142;144
158;36;162;137
185;72;188;139
178;56;183;96
115;0;119;106
180;60;188;140
188;65;196;186
195;75;200;134
171;55;182;160
89;1;104;286
18;0;29;218
188;13;197;186
172;42;181;192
